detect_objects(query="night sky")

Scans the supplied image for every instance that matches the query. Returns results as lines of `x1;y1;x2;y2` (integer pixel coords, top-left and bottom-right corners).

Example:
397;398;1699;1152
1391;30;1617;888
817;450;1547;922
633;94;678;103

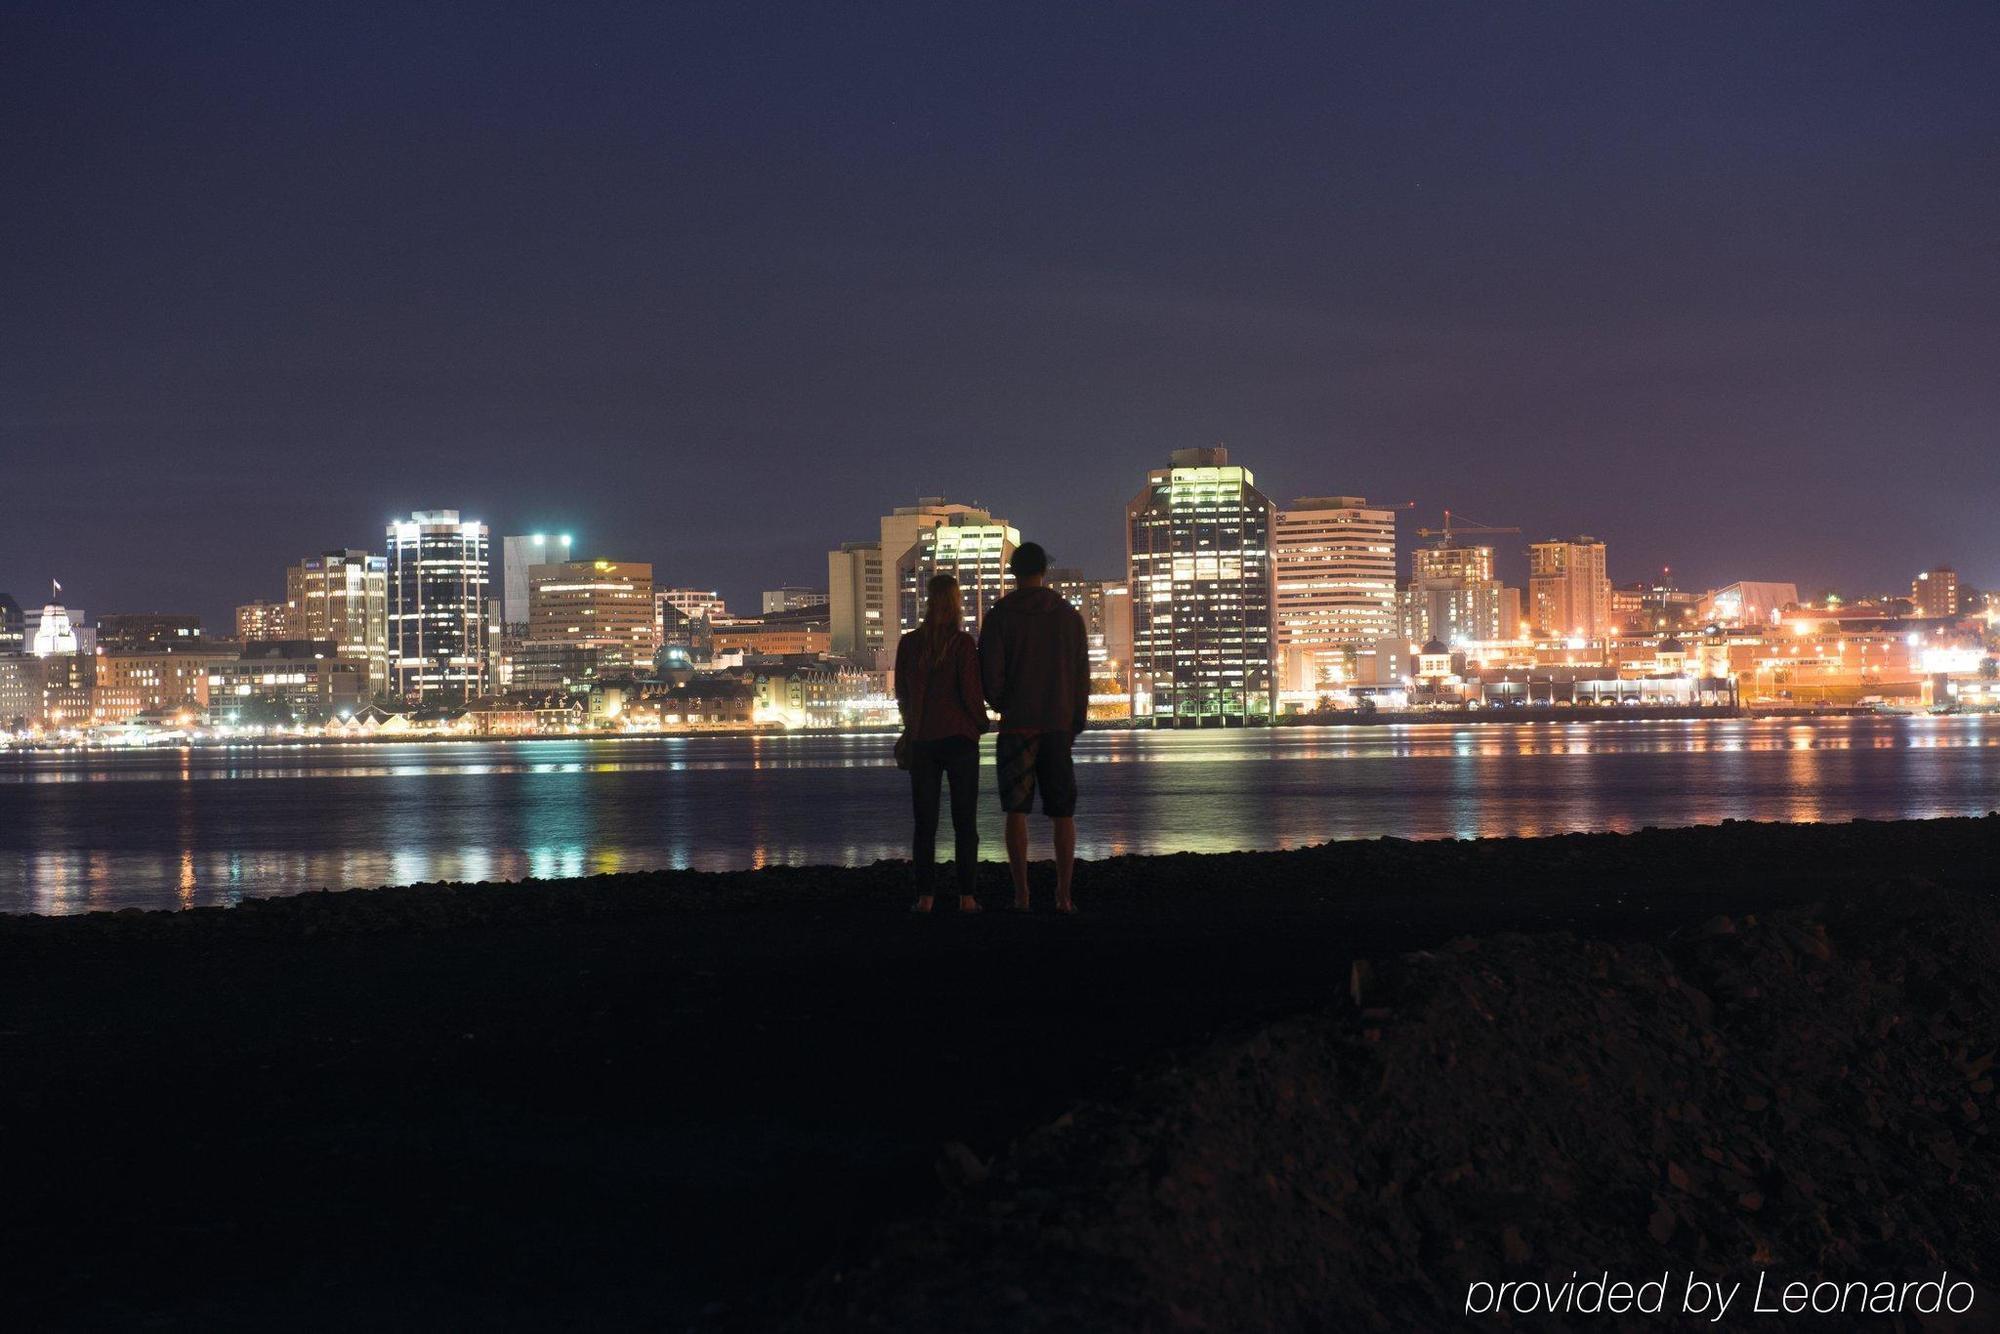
4;3;1996;627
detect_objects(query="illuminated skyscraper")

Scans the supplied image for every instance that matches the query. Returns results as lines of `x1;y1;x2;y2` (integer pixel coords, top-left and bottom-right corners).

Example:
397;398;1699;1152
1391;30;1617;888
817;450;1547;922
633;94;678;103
501;533;572;629
832;498;994;662
287;550;390;693
387;509;491;702
827;541;882;659
526;559;657;676
1049;569;1131;694
1273;497;1397;694
895;515;1020;636
1126;447;1277;725
1529;537;1611;639
1407;541;1513;644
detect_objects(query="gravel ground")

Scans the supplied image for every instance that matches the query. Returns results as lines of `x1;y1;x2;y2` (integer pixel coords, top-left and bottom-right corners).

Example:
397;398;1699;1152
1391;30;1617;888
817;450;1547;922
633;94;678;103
3;817;1995;1331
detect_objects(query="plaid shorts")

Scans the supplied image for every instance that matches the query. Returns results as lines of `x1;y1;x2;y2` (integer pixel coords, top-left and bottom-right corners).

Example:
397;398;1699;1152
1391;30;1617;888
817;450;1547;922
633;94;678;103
995;730;1076;817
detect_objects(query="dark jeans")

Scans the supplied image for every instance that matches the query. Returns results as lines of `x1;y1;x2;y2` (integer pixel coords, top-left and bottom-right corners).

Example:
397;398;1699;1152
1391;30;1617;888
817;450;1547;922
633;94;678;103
910;735;979;897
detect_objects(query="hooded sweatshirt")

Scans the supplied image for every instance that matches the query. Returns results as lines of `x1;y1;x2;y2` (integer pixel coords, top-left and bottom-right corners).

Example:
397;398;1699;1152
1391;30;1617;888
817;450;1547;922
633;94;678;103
977;585;1090;735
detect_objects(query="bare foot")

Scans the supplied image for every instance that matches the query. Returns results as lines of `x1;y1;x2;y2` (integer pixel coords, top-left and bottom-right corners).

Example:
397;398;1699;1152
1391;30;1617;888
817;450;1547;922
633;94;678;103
1012;894;1031;912
1054;896;1076;914
910;895;934;913
957;896;982;913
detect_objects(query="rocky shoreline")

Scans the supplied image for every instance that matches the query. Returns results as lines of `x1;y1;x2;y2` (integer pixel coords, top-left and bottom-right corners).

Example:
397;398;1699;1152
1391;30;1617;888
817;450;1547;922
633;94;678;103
827;882;1997;1330
4;817;1996;1330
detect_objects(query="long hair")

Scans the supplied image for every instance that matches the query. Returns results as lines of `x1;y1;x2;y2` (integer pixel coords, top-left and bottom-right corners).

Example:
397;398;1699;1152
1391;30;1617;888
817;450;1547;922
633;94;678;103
917;574;962;667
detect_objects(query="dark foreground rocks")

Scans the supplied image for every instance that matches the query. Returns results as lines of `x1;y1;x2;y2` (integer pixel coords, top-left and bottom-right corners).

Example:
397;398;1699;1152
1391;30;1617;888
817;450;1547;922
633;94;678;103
826;884;1998;1332
3;817;1997;1331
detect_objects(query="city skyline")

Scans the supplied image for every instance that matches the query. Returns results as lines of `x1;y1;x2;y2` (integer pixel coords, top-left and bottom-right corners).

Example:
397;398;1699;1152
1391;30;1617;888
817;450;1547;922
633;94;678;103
2;469;1984;640
4;6;1996;626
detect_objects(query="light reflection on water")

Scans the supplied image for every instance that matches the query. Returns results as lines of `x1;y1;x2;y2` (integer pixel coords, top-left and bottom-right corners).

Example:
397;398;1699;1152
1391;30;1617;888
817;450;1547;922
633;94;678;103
1;717;1996;914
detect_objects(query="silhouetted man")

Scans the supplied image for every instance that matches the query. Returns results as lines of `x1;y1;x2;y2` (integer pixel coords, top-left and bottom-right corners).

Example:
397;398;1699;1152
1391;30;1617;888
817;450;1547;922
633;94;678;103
977;541;1090;912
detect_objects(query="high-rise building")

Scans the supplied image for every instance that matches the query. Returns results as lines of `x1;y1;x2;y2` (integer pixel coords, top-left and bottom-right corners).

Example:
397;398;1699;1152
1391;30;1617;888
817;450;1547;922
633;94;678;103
761;586;829;615
832;499;995;663
501;533;573;630
236;600;291;642
1528;537;1612;639
524;559;657;678
1099;580;1133;693
1049;569;1132;694
895;515;1020;637
1126;447;1277;725
1273;497;1398;693
1406;542;1514;644
1048;568;1105;656
286;550;390;694
96;613;203;651
1912;566;1959;619
387;509;492;702
827;542;883;659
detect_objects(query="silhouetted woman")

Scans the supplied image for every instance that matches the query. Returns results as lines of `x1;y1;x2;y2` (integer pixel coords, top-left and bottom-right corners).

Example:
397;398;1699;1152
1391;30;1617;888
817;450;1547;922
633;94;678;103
894;573;987;912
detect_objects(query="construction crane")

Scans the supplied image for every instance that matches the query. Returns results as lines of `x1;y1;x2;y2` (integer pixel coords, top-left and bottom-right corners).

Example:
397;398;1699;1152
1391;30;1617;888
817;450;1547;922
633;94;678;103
1413;509;1521;545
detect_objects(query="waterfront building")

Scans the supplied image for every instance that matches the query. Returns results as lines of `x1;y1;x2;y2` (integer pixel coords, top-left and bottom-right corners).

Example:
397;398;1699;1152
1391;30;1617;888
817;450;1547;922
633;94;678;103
749;655;843;728
387;509;492;702
460;691;584;736
92;643;237;723
0;651;93;731
1528;537;1612;639
526;559;657;675
286;550;390;693
96;613;203;651
1126;447;1278;725
1273;496;1397;697
622;676;758;728
894;514;1020;638
1912;566;1959;620
761;586;829;615
1697;581;1799;629
235;599;292;642
505;641;614;691
208;641;371;724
